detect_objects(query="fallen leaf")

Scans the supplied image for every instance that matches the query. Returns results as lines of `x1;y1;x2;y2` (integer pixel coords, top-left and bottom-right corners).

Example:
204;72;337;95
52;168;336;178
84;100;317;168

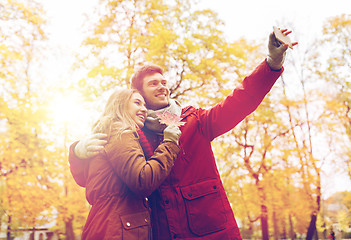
156;111;185;126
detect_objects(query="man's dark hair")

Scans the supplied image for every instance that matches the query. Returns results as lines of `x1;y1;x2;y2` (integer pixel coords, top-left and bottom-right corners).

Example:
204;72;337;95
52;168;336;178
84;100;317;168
130;63;164;92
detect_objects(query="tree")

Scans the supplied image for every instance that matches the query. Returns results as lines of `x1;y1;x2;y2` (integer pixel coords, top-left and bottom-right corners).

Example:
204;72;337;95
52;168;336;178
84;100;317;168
315;14;351;180
0;1;88;239
280;57;324;240
297;13;351;239
0;0;53;238
214;85;296;240
75;0;254;107
46;92;91;239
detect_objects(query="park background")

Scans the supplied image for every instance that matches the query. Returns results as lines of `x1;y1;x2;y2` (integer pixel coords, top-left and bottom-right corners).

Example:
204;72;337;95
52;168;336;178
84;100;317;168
1;0;351;239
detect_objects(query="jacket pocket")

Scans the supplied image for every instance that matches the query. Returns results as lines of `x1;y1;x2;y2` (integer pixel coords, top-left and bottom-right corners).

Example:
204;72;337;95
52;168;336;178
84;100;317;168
180;179;227;236
120;211;151;240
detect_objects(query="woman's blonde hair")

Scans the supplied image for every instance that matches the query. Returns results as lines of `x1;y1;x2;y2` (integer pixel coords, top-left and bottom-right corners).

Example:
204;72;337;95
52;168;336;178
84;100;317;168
92;88;140;140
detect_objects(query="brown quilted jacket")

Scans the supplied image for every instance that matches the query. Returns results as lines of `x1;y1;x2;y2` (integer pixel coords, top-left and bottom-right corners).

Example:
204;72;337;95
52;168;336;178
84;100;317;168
79;131;180;240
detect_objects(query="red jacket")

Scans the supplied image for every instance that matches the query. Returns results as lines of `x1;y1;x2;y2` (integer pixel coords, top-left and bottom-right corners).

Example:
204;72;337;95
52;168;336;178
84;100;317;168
143;60;282;239
69;60;282;239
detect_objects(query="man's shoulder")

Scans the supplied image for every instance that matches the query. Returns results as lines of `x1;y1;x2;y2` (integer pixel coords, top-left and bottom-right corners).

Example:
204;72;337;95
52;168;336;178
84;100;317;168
181;106;198;118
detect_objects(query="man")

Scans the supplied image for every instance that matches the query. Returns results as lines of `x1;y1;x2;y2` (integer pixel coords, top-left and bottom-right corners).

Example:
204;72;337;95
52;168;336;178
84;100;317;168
69;29;297;239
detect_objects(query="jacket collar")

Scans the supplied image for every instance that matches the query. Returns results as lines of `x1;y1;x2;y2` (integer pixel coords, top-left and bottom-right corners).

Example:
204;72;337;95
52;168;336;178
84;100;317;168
181;106;196;119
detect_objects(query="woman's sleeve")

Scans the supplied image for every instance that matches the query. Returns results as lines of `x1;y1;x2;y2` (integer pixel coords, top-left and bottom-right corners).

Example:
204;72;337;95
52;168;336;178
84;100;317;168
105;132;180;197
68;141;87;187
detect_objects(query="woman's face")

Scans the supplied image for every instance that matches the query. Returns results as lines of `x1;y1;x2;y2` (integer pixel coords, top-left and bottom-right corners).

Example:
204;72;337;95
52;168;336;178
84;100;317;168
127;92;147;128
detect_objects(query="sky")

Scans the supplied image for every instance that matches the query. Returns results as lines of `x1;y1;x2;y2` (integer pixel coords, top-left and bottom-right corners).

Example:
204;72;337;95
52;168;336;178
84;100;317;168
200;0;351;41
42;0;351;46
40;0;351;197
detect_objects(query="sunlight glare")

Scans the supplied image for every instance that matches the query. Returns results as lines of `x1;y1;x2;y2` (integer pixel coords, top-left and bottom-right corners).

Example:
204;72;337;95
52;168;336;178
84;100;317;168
48;92;94;140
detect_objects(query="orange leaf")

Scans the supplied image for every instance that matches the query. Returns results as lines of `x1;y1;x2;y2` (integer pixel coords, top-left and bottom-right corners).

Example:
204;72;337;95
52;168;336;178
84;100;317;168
156;111;185;126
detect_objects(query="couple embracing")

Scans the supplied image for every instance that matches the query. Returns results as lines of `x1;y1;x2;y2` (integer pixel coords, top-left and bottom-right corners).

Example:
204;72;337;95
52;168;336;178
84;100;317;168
69;29;297;240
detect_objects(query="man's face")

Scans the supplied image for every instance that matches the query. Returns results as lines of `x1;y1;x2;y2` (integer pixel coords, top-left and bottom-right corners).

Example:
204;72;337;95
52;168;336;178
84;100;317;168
141;72;170;110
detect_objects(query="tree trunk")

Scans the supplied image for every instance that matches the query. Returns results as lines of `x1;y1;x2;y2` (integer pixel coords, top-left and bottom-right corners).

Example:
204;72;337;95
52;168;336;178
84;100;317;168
306;214;318;240
314;227;319;240
260;204;269;240
307;186;321;240
272;208;279;240
281;217;286;239
289;214;295;240
6;215;11;240
65;218;75;240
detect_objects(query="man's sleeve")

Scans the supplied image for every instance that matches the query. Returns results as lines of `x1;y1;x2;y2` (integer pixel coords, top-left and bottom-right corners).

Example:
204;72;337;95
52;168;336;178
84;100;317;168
68;141;87;187
199;59;283;141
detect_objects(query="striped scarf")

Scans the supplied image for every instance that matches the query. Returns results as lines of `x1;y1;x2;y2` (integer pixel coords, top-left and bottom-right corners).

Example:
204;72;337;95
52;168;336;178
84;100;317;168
144;99;182;135
137;128;154;160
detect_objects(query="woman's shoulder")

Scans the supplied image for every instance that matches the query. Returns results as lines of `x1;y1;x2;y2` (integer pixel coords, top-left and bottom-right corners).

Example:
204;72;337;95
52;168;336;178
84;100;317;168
106;130;139;148
104;130;141;158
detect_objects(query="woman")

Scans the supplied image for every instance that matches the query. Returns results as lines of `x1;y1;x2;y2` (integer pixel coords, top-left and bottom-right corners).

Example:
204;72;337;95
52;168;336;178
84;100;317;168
81;88;181;240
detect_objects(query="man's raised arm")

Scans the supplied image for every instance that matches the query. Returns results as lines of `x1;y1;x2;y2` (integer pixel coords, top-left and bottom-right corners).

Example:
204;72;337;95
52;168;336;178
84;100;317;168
198;28;298;140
